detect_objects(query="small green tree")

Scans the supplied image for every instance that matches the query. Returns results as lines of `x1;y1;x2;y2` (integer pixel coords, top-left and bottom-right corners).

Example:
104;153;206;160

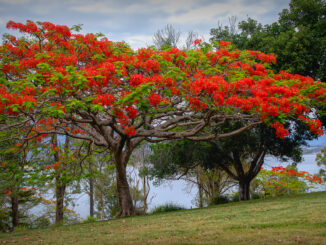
148;140;235;207
0;127;40;231
315;147;326;183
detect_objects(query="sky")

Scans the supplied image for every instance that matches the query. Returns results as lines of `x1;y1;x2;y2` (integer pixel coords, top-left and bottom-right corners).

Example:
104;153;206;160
0;0;291;49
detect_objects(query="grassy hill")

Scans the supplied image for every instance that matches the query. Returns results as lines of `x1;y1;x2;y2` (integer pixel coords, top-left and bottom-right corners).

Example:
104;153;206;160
1;191;326;244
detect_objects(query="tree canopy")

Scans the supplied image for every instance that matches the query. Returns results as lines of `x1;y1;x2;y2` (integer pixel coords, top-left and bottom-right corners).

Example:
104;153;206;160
210;0;326;82
0;20;325;216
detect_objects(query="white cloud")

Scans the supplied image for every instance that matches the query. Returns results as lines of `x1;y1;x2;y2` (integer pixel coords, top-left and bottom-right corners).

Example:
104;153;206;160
0;0;291;49
0;0;31;4
0;17;7;25
70;2;117;14
166;0;269;25
70;0;198;15
149;0;198;14
124;34;154;49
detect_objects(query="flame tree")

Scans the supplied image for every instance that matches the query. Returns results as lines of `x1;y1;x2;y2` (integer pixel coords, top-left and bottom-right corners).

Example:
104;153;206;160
0;21;325;216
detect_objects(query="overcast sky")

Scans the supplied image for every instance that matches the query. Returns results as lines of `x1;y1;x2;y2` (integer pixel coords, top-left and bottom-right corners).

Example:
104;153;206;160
0;0;291;49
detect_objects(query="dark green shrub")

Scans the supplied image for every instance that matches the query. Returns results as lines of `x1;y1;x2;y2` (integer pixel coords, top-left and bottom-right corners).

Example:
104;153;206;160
150;203;185;214
0;208;10;232
82;216;98;224
231;192;240;202
251;192;262;200
209;195;230;205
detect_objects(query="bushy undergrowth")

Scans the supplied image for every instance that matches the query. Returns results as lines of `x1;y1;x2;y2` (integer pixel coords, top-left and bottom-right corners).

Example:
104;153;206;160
82;216;98;224
0;209;10;232
209;195;230;205
150;203;185;214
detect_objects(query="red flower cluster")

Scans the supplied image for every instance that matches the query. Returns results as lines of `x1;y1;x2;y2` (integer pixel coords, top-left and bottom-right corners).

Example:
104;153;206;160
53;161;60;170
148;93;162;107
194;39;202;45
270;122;289;139
270;166;322;184
44;161;61;170
113;108;128;126
247;50;277;63
124;126;136;136
0;20;325;145
124;105;137;119
298;116;323;136
188;96;207;111
220;41;231;48
0;86;37;115
142;59;160;73
93;94;115;106
130;74;145;87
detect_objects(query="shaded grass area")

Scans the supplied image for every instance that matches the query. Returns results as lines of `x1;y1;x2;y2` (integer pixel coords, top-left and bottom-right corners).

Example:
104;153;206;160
1;191;326;244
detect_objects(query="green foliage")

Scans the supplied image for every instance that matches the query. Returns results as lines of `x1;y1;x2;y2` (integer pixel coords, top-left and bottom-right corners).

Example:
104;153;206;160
256;165;316;197
29;216;51;229
315;146;326;182
210;0;326;82
70;24;83;32
93;163;120;219
150;203;185;214
208;195;230;205
0;208;10;232
82;216;98;224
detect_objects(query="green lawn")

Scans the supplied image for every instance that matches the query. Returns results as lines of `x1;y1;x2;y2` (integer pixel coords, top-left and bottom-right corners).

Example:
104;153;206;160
1;191;326;244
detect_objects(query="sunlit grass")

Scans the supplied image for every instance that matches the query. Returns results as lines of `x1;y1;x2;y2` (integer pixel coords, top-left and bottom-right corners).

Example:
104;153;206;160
1;191;326;244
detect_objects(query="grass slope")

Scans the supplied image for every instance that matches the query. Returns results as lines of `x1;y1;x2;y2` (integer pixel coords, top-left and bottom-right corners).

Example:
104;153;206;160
1;191;326;244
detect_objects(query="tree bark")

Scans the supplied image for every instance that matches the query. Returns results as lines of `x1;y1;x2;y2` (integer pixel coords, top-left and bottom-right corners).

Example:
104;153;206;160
100;190;105;220
11;195;19;230
143;176;147;213
115;159;135;217
195;166;204;208
239;180;250;201
55;180;66;224
89;176;94;217
198;182;203;208
53;134;66;224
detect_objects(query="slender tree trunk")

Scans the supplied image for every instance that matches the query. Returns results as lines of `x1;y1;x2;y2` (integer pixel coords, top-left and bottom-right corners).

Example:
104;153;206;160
115;159;135;217
100;190;105;220
143;176;147;213
11;195;19;230
198;182;203;208
239;179;250;201
52;134;67;224
89;176;94;217
196;167;203;208
55;179;66;224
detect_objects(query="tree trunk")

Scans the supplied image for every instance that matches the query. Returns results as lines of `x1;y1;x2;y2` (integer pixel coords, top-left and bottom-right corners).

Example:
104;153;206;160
52;134;66;224
195;168;203;208
115;160;135;217
100;190;105;220
239;180;250;201
198;183;203;208
55;180;66;224
143;176;147;213
11;195;19;230
89;176;94;217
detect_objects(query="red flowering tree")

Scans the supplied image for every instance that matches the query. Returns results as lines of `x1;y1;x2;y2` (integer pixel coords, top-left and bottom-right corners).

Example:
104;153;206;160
0;21;325;216
257;166;323;197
